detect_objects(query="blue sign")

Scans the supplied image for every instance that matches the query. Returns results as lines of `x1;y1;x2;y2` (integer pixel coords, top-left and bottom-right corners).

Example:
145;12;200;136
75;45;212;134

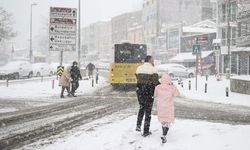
192;44;200;55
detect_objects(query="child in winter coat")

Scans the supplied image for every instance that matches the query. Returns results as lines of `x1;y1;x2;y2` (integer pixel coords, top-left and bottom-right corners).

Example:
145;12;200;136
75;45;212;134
154;73;180;143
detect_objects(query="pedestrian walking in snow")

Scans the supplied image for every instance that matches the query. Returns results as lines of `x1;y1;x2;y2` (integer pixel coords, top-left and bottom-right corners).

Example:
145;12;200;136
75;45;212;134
135;55;159;137
154;73;180;143
70;61;82;97
59;66;72;98
86;62;95;78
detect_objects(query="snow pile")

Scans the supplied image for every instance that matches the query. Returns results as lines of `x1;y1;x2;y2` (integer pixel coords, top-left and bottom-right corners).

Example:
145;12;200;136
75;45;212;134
36;116;250;150
176;76;250;106
0;77;108;99
231;75;250;81
169;51;213;63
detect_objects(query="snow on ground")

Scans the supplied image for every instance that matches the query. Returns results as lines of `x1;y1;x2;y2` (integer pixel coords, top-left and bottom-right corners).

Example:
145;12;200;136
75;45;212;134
0;76;107;99
28;115;250;150
0;107;18;113
175;75;250;107
0;76;108;112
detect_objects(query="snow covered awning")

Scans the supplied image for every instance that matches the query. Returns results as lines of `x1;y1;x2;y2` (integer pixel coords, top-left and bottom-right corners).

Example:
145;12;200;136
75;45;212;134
183;27;216;34
169;51;214;63
232;47;250;52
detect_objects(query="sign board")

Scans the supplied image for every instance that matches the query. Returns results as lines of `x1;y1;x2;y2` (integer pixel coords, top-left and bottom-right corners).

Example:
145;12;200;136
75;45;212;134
49;7;77;51
57;66;64;76
192;44;200;55
50;7;77;19
196;53;202;74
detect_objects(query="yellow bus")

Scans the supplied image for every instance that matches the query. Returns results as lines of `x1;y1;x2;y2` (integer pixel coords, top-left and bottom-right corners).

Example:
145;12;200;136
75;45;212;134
110;43;147;87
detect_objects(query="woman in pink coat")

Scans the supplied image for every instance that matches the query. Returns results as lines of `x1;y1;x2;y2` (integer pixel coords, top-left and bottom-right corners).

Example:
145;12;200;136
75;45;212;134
154;73;179;143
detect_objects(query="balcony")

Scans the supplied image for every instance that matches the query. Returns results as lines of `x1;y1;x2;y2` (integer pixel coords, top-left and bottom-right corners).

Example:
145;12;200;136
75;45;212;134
237;35;250;47
237;10;250;22
221;38;237;47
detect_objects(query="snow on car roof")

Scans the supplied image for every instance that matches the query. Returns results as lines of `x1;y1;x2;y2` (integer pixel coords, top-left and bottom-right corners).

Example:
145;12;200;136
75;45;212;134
0;61;30;70
170;51;214;63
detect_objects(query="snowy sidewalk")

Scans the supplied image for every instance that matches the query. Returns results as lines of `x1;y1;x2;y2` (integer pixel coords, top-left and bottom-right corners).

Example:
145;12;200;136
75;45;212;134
27;115;250;150
0;76;108;113
0;77;107;99
175;76;250;107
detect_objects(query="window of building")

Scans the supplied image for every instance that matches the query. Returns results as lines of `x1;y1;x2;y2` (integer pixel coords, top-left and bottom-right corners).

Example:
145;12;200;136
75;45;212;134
230;1;237;21
169;31;179;49
238;22;241;37
232;27;236;45
249;56;250;75
222;4;226;22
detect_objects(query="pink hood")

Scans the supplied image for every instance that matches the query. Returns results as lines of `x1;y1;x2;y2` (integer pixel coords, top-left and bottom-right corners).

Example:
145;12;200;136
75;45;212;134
160;73;172;85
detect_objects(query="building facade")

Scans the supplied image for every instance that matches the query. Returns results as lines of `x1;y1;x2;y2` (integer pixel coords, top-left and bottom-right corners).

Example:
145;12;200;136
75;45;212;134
216;0;238;74
127;24;143;43
111;11;142;44
142;0;214;51
155;20;216;63
82;21;112;60
231;1;250;75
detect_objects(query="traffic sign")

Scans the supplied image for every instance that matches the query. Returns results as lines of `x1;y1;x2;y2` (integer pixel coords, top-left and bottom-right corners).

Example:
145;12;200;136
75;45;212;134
50;44;76;51
49;24;76;35
196;53;202;74
50;7;77;19
57;66;64;76
50;18;76;25
49;35;76;45
192;44;200;55
49;7;77;51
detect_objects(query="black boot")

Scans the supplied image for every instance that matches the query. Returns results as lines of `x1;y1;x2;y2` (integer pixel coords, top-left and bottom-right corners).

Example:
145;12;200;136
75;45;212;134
161;127;169;143
136;126;141;132
162;127;169;136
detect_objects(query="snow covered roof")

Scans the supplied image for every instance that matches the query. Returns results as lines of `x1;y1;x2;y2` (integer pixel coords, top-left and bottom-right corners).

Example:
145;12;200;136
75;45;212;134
183;27;216;34
169;51;214;63
188;20;216;29
231;75;250;81
232;47;250;52
128;25;142;31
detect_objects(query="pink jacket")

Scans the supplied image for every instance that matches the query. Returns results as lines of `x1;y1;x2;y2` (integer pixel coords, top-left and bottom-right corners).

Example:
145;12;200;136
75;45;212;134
155;73;180;123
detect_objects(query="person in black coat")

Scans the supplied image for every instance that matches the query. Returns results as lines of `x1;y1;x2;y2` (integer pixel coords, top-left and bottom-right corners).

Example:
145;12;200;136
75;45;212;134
135;56;159;137
86;62;95;78
70;61;82;97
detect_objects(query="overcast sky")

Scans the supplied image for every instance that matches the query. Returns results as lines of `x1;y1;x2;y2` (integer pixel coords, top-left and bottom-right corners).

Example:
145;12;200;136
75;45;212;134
0;0;142;48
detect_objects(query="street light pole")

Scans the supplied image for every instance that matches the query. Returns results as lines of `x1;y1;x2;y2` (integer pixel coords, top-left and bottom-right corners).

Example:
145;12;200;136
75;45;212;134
78;0;81;66
227;0;231;77
29;3;37;63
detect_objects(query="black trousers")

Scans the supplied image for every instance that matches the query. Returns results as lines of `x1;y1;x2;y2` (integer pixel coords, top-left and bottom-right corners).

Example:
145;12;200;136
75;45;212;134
136;89;154;133
71;80;79;94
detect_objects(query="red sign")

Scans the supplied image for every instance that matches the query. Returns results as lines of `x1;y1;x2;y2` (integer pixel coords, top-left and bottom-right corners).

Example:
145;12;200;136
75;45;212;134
198;36;208;42
196;53;203;74
50;18;76;24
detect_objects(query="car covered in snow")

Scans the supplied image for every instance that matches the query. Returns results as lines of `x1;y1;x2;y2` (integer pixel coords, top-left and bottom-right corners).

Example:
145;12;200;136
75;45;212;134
32;63;54;77
156;63;194;78
0;61;33;79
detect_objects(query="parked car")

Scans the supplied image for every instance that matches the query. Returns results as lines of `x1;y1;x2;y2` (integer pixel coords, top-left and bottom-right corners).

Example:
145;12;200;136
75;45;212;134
156;63;194;78
0;61;33;79
32;63;54;77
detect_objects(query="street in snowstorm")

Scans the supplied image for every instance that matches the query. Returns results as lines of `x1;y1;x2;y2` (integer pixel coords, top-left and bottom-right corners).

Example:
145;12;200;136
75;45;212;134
1;0;250;150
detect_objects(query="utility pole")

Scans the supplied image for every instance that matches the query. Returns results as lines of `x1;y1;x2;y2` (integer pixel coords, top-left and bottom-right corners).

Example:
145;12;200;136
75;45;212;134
155;0;160;56
227;0;231;76
29;3;37;63
156;0;160;37
78;0;81;66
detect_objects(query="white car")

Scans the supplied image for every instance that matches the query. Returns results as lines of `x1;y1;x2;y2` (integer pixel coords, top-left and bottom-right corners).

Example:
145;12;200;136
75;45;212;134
32;63;54;77
0;61;33;79
156;64;194;78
